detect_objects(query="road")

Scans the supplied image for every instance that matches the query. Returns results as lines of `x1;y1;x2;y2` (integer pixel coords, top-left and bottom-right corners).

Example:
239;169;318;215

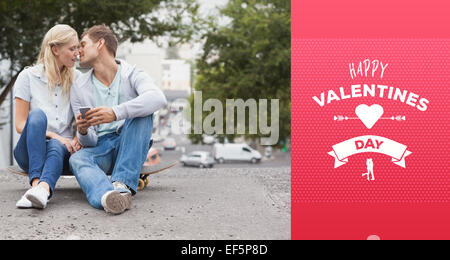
0;166;290;240
152;133;291;169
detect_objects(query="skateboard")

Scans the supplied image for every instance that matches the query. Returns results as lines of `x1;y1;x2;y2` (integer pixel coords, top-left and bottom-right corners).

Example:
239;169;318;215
7;161;178;191
137;161;178;190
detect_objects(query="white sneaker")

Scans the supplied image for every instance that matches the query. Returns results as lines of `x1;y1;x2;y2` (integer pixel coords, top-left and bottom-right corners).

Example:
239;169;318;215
16;194;33;209
112;182;132;210
25;185;50;209
121;192;132;210
113;181;132;194
101;190;132;215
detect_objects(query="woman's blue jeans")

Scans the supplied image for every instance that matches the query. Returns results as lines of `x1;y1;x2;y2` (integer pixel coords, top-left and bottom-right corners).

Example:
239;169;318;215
13;109;70;198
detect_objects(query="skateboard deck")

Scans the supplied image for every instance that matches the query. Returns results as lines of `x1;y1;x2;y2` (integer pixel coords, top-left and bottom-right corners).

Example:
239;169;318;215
138;161;178;190
7;161;178;191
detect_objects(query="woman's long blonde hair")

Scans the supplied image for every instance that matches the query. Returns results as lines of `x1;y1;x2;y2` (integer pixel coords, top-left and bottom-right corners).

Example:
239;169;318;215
37;24;78;99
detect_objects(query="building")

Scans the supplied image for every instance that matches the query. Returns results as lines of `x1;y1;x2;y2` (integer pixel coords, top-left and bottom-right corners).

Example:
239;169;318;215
161;59;191;100
116;39;163;88
117;40;192;101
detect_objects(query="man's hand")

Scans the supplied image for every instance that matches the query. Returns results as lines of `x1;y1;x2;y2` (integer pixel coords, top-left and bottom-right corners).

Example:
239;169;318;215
85;106;117;126
76;113;91;135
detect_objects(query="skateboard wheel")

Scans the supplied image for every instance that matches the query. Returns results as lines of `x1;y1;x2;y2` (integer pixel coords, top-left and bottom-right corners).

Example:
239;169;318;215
144;177;149;187
138;179;145;191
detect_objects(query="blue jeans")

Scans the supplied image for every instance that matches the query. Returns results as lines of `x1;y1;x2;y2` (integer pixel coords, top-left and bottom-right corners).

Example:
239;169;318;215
13;109;70;198
69;115;153;209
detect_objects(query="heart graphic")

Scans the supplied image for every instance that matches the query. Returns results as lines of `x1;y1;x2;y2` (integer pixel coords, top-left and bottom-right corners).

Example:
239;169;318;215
355;104;384;129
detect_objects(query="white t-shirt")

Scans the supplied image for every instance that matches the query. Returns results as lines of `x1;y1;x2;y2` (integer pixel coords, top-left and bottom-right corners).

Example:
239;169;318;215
14;64;81;139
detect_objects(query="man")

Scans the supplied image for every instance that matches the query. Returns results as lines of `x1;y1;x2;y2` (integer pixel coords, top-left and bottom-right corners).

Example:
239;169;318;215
70;25;167;214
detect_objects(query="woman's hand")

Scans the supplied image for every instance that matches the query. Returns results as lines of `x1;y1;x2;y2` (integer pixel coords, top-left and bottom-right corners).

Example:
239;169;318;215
54;135;76;155
71;136;82;152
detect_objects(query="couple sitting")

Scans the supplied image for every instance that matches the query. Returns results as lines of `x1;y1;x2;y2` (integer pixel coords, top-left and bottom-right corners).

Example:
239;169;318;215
13;24;167;214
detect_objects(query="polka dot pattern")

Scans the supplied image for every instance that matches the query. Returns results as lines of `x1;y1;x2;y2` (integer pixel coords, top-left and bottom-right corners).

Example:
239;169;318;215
291;39;450;203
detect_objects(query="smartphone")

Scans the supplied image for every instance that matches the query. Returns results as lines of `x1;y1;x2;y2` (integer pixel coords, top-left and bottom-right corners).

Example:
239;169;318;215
80;107;91;119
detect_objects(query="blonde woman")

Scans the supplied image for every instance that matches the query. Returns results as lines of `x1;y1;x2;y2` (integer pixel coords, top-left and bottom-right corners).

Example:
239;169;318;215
13;24;81;209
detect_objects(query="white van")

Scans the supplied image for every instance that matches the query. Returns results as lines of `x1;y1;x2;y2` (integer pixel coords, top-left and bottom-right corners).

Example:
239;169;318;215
212;143;262;164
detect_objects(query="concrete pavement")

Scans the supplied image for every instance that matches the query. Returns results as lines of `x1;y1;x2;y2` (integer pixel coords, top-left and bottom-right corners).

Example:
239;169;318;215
0;167;290;240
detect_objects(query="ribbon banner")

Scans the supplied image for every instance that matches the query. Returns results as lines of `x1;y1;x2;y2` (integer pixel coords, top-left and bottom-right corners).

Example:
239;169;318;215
328;135;412;168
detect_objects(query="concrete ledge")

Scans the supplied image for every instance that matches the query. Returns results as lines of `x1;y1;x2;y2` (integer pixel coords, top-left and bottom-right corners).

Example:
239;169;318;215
0;167;290;240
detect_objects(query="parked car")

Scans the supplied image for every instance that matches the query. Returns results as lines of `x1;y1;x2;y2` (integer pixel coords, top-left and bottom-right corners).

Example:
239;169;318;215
143;148;161;166
181;151;215;168
152;133;164;143
213;143;262;164
162;137;177;150
159;108;169;117
170;98;189;112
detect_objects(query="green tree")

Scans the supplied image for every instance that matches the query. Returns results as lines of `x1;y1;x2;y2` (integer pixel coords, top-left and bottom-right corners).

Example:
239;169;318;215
0;0;199;105
189;0;290;146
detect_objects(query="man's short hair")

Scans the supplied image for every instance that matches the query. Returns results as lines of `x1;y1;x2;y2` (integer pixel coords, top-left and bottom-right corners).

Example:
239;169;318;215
82;24;118;57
